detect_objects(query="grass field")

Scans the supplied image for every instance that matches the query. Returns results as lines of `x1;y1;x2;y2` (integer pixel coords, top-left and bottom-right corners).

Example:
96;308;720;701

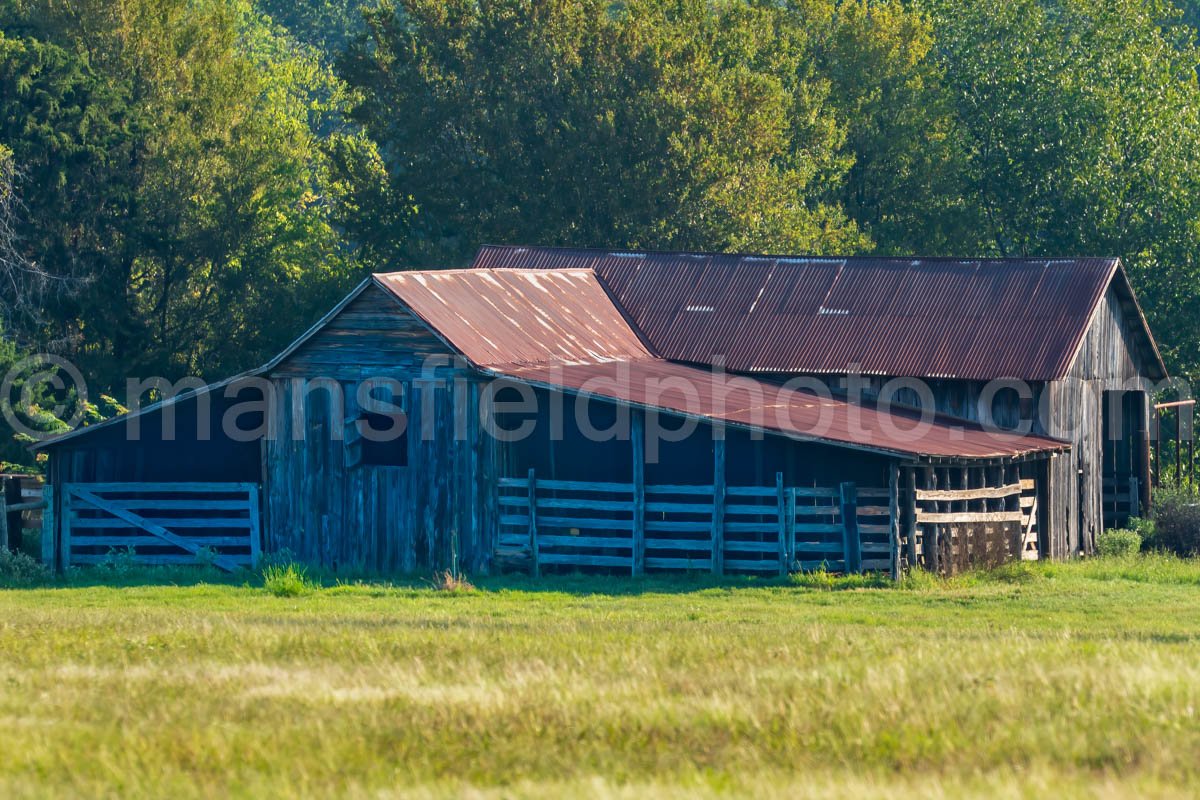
1;558;1199;798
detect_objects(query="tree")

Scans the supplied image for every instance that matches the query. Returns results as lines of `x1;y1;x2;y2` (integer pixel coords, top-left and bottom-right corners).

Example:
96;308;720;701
336;0;866;268
917;0;1200;376
0;0;361;385
256;0;378;55
802;1;978;255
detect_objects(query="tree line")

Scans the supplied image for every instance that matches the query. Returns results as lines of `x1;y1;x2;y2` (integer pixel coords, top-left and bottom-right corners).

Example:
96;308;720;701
2;0;1200;467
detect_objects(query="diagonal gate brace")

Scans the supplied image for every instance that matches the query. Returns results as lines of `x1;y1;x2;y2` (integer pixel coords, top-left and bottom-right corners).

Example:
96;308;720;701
70;488;245;572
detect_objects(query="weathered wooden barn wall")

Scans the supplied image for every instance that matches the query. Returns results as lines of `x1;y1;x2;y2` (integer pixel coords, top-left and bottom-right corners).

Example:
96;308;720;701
264;287;498;574
498;385;896;487
42;391;262;486
814;285;1153;557
1045;285;1153;556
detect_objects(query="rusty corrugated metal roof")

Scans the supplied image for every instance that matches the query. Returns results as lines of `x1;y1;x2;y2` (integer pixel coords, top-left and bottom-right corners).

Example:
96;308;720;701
373;269;652;367
495;359;1068;460
472;245;1159;381
375;266;1065;459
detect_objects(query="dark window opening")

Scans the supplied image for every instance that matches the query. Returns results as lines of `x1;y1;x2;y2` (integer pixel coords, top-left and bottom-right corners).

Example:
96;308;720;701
356;411;408;467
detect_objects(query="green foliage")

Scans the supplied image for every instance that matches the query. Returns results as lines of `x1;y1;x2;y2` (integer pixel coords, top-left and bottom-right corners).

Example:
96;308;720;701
1149;483;1200;556
3;0;1200;425
257;0;377;54
100;546;139;578
0;0;361;387
1096;528;1144;558
0;547;49;586
1126;515;1158;542
921;0;1200;376
262;562;318;596
336;0;866;267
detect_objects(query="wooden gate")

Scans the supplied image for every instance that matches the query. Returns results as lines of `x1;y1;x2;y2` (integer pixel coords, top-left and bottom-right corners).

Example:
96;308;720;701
62;483;261;572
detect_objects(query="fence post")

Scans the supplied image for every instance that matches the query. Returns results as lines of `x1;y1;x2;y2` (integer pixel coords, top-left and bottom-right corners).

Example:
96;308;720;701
527;468;539;578
840;482;861;573
61;486;72;570
904;469;917;570
926;469;941;574
41;485;55;568
776;472;787;577
632;410;646;577
0;484;8;552
247;486;263;569
889;464;901;581
4;476;21;553
711;437;725;575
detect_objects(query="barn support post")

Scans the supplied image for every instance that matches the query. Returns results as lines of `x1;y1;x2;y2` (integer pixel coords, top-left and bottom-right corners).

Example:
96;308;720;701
775;472;787;577
888;464;901;581
527;468;539;578
247;486;263;569
60;487;72;570
926;468;940;574
631;410;646;577
0;487;8;552
4;477;21;553
904;468;917;570
840;482;861;573
711;437;726;576
40;485;54;568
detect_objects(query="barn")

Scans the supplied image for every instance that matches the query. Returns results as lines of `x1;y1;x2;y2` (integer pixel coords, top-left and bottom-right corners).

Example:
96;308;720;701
31;247;1166;577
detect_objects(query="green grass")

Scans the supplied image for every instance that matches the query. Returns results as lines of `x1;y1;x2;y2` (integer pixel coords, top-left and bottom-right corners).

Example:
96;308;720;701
1;557;1199;798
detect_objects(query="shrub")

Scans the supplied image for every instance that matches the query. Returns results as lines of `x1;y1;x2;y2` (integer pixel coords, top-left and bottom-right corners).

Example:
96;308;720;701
1149;485;1200;557
0;548;50;586
262;562;317;597
1096;528;1142;558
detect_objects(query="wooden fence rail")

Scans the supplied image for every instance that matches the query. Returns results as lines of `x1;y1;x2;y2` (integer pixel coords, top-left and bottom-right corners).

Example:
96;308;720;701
497;473;895;577
61;483;261;572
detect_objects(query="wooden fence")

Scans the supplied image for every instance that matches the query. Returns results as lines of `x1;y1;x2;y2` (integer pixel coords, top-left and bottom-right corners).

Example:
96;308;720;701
61;483;261;572
495;471;897;577
910;477;1036;573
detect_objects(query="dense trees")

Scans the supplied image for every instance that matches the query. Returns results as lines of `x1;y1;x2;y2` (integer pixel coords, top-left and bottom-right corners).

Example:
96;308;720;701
336;0;866;266
3;0;1200;467
0;0;358;382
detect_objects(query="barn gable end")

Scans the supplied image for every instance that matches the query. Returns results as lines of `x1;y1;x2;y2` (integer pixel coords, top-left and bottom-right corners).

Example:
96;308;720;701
269;283;457;380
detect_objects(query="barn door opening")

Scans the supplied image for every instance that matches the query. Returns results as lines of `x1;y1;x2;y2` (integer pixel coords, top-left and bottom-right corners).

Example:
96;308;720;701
1102;390;1148;529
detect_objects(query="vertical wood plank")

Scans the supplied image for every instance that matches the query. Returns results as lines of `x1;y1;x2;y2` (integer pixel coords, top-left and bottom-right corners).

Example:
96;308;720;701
528;467;539;578
889;463;901;581
840;482;861;573
631;410;645;577
41;485;55;568
904;468;917;570
776;472;787;577
711;437;725;576
247;486;263;569
787;487;796;570
3;477;20;553
0;487;8;553
926;469;940;574
61;487;72;570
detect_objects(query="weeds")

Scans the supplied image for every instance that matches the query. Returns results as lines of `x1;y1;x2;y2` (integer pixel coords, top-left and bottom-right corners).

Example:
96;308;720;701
1096;528;1143;558
0;548;49;587
261;563;318;597
430;569;475;593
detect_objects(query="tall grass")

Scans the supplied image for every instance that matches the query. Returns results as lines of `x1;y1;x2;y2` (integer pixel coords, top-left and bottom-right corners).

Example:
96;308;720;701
0;558;1195;796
